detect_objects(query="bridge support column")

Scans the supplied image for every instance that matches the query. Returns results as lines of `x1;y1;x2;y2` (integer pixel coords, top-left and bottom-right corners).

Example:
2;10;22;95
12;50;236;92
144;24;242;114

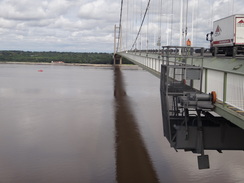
113;54;122;65
119;57;122;65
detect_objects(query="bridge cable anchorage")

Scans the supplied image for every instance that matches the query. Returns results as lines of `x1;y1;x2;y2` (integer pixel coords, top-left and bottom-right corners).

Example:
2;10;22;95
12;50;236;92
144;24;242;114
116;0;124;53
130;0;151;51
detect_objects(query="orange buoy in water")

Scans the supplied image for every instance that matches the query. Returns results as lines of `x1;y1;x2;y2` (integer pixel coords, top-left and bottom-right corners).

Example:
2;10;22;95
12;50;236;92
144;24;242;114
38;69;43;72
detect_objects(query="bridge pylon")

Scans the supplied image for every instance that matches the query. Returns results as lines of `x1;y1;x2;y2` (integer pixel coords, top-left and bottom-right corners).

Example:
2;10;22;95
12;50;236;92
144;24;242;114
114;24;122;65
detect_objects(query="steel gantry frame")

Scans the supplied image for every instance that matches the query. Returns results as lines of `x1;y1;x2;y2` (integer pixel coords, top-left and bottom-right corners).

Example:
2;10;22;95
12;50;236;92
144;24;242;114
159;46;244;169
117;46;244;169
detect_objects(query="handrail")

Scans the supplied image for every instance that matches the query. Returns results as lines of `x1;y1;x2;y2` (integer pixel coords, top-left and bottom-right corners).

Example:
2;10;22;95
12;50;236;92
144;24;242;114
118;49;244;112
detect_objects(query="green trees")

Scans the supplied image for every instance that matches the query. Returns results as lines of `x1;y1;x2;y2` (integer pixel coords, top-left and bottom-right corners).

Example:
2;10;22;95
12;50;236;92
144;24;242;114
0;51;114;64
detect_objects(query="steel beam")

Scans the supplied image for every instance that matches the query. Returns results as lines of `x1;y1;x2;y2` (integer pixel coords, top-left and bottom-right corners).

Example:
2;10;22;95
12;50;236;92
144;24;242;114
214;102;244;130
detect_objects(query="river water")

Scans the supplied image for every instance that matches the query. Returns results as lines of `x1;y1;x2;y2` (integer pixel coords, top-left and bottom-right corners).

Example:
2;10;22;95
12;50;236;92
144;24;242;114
0;63;243;183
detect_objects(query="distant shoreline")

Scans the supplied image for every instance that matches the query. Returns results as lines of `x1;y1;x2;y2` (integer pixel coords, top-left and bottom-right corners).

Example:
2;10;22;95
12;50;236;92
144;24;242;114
0;61;112;67
0;61;140;69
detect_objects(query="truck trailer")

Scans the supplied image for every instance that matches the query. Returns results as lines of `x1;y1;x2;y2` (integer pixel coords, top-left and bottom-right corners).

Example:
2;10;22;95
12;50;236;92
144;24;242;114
206;14;244;56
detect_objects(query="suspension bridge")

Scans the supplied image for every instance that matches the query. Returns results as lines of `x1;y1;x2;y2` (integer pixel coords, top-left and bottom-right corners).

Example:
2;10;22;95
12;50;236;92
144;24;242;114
113;0;244;169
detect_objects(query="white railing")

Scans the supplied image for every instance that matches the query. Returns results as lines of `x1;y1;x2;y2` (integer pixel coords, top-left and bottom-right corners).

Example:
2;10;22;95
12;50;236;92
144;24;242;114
119;49;244;111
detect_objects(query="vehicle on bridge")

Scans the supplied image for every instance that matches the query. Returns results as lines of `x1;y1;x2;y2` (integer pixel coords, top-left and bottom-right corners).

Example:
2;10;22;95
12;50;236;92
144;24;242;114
206;14;244;56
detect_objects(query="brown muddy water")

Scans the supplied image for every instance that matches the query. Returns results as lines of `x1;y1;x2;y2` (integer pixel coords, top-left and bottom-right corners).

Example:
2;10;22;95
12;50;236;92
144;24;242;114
0;63;243;183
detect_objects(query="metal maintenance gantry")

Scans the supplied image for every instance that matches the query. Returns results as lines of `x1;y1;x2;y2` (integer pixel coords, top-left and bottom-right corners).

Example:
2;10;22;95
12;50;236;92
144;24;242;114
160;46;244;169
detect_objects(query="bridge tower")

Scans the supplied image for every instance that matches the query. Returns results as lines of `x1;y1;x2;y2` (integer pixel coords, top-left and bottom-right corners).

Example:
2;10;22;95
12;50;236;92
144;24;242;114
114;24;122;65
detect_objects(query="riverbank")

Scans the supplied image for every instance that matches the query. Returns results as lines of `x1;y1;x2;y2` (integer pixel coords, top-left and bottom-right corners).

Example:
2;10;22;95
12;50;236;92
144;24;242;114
0;51;115;64
0;61;140;70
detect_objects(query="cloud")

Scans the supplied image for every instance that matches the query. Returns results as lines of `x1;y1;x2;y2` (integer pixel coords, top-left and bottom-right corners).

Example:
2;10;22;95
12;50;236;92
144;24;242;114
0;1;46;21
0;0;119;52
78;0;119;21
0;0;242;52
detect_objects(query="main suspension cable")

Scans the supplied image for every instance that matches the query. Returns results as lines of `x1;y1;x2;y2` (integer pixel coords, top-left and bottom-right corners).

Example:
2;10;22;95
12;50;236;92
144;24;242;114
130;0;151;50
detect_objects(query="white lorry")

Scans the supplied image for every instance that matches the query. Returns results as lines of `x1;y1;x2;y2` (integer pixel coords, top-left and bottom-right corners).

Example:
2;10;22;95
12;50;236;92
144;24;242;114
206;14;244;56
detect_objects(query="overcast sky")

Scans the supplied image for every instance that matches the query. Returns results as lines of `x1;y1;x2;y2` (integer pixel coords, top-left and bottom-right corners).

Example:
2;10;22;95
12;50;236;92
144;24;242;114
120;0;243;50
0;0;243;52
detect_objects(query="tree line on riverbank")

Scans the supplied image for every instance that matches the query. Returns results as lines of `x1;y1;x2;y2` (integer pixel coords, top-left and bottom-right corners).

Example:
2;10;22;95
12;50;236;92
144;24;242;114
0;51;133;64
